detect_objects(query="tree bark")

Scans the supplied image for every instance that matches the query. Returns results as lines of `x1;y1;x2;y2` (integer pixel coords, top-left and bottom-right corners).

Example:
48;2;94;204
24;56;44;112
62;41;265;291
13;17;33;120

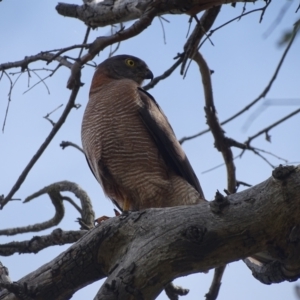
1;165;300;300
56;0;255;27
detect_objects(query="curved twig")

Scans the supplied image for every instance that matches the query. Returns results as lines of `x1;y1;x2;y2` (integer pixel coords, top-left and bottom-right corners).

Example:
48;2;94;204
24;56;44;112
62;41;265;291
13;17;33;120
0;190;65;236
0;181;95;235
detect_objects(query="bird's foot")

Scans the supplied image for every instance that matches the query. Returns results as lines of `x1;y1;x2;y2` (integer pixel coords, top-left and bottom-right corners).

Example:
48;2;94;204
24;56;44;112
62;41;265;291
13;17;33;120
94;209;121;225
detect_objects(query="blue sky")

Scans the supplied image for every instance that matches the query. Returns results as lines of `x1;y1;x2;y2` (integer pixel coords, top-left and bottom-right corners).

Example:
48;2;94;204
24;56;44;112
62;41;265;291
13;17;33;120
0;1;299;299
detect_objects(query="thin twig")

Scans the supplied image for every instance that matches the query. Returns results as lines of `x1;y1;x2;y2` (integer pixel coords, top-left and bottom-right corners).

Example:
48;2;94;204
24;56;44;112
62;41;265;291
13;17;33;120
0;85;81;209
205;266;226;300
60;141;84;154
158;16;167;44
247;108;300;144
109;40;121;58
29;69;51;94
199;3;273;50
67;2;161;89
79;27;91;58
181;6;221;76
2;71;13;133
2;71;22;132
23;64;62;95
180;23;299;144
0;52;72;72
201;155;241;174
217;19;299;125
242;98;300;131
48;43;90;63
143;56;183;90
62;196;82;214
249;148;276;168
253;147;288;163
43;104;64;126
259;0;271;23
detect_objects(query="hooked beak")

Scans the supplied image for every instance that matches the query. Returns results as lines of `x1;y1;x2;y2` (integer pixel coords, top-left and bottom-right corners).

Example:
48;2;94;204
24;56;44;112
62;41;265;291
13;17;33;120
145;69;154;81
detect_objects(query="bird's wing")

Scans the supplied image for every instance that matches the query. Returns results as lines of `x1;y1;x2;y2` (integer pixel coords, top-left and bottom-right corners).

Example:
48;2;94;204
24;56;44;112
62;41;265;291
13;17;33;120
137;87;204;198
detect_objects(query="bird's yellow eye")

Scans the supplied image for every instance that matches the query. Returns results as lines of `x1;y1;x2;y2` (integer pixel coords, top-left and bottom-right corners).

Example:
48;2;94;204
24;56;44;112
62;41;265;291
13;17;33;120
125;59;135;67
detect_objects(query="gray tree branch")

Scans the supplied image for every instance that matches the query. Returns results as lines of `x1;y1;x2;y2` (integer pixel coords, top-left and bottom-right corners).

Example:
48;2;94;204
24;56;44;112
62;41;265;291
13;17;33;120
56;0;256;28
0;165;299;300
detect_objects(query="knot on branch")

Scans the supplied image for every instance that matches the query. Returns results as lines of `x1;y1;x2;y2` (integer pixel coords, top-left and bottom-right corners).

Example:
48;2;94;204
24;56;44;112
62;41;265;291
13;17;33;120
100;263;143;299
209;191;229;214
183;226;206;244
272;165;295;181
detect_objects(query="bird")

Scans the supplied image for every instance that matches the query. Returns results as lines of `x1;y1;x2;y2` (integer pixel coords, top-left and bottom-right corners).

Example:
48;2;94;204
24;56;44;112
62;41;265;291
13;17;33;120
81;54;205;212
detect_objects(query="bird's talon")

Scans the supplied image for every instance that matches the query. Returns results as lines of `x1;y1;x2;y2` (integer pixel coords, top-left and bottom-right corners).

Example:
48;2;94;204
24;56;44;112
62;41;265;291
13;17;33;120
94;215;110;225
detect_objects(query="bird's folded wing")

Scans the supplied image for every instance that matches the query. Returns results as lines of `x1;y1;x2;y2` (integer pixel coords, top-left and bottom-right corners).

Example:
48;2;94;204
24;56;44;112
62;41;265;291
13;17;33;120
137;87;204;198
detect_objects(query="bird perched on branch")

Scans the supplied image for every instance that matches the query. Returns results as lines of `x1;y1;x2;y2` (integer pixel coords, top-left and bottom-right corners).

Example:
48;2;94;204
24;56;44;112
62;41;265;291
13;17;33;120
81;54;205;212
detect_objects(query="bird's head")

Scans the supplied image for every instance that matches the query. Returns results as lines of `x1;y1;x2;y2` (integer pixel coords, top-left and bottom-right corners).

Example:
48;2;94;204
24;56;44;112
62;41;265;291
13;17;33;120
96;55;153;86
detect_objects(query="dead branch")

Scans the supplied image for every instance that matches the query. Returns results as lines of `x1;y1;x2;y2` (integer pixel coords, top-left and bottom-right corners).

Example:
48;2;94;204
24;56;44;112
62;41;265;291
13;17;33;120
192;51;235;300
60;141;84;154
56;0;253;28
43;104;64;126
23;65;62;95
181;6;221;76
0;84;81;209
143;56;183;90
66;1;161;89
1;165;300;300
0;229;86;256
246;108;300;145
0;180;94;235
179;17;299;145
0;53;72;72
194;52;236;193
0;190;65;236
199;3;271;49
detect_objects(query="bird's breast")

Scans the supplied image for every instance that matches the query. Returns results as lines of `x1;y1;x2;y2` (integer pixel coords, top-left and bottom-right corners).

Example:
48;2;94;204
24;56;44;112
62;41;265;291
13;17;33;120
81;80;170;206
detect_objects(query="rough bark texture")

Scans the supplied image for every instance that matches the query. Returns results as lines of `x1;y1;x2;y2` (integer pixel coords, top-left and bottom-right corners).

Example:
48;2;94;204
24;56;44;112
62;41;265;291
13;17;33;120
1;165;300;300
56;0;256;27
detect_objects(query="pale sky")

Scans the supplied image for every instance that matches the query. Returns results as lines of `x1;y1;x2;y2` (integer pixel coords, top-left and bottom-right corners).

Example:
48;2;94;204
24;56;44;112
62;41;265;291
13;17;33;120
0;1;299;300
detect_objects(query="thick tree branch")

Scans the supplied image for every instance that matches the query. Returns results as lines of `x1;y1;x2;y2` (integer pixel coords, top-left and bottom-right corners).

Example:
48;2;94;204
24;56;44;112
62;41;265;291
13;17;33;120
1;166;300;300
56;0;254;28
